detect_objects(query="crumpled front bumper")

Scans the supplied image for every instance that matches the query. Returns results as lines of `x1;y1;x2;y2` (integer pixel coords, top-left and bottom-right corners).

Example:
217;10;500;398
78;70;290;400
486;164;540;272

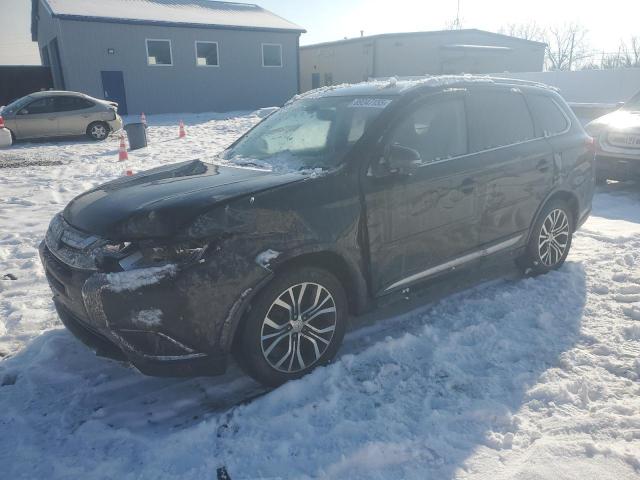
39;239;268;377
108;115;124;133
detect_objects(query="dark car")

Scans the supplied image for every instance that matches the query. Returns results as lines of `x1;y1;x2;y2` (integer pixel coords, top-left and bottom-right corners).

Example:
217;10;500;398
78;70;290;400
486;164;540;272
40;77;595;387
586;90;640;183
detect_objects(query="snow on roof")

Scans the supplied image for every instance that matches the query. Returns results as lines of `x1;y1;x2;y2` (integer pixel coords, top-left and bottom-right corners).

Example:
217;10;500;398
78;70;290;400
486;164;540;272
291;75;558;102
40;0;305;32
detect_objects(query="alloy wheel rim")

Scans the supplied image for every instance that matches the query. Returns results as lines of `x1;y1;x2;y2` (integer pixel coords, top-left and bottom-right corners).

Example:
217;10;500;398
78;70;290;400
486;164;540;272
92;125;106;138
260;282;337;373
538;208;570;266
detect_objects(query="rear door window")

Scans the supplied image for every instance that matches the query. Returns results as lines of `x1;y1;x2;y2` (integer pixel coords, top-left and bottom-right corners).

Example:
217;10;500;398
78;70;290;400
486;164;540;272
389;97;468;164
526;94;569;137
54;96;95;112
466;89;535;152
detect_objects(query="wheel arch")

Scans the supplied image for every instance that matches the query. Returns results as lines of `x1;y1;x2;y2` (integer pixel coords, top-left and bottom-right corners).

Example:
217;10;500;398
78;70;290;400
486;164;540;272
271;250;369;316
228;248;370;353
527;189;580;245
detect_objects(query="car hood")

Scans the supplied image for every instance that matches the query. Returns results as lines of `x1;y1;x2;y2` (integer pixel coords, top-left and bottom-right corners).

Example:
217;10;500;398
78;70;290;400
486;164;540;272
63;159;305;239
586;109;640;134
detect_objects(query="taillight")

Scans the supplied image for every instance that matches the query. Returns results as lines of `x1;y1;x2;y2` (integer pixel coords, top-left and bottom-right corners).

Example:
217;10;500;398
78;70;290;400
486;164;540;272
0;116;4;129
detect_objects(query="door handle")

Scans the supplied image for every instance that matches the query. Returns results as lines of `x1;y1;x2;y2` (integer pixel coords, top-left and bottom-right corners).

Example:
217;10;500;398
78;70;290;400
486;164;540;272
47;117;56;121
460;178;475;194
537;159;550;172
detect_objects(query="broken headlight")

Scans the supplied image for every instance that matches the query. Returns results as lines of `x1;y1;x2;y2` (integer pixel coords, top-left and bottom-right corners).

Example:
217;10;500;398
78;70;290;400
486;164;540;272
96;240;209;271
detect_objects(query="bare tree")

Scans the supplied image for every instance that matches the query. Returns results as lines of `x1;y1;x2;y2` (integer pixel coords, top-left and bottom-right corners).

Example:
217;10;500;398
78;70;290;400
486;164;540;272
620;36;640;67
545;23;590;71
499;22;546;42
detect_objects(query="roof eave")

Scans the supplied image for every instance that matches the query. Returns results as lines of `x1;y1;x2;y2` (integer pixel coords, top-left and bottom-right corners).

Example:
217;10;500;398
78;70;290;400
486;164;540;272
301;28;546;50
51;13;306;34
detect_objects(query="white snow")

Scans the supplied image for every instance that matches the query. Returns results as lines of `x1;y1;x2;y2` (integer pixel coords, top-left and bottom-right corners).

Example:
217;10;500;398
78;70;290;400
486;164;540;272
132;309;163;328
255;249;281;269
106;264;177;293
1;111;639;479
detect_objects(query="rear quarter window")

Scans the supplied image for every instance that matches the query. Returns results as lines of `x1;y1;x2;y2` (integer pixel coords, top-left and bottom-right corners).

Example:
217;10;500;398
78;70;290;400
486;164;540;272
466;89;535;152
526;94;569;137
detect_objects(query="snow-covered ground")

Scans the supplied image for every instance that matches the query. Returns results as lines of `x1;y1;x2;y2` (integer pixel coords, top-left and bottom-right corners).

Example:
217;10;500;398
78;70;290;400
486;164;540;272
1;112;639;479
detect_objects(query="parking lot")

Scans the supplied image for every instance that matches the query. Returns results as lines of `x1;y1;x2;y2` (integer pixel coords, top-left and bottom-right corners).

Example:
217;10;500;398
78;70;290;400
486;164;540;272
1;112;639;479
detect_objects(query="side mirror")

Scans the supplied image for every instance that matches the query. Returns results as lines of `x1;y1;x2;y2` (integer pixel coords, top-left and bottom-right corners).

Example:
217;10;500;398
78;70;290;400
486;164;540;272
387;144;421;174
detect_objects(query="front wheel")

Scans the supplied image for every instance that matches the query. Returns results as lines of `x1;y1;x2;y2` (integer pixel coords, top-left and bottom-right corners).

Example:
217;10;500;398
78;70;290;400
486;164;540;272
235;267;347;387
87;121;109;141
518;200;574;275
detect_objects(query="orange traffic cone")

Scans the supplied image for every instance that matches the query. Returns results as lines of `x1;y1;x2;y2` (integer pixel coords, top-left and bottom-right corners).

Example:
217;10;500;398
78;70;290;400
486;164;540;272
179;120;186;138
118;133;129;161
140;112;147;126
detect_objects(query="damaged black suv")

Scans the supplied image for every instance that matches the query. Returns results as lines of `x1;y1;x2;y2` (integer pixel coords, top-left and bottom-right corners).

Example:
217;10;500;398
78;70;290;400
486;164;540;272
40;77;595;386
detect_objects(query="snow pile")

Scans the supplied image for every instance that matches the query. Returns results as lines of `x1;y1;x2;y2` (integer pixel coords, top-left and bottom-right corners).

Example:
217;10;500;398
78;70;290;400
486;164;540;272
1;112;639;479
106;264;177;293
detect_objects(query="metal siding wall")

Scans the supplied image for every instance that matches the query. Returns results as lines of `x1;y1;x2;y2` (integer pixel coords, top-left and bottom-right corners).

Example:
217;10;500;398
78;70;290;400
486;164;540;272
300;32;546;91
499;68;640;104
55;19;300;114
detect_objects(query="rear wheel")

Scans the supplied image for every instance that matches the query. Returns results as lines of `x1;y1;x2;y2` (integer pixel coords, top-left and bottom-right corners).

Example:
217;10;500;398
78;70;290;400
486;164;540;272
235;267;347;387
87;121;109;141
518;200;573;275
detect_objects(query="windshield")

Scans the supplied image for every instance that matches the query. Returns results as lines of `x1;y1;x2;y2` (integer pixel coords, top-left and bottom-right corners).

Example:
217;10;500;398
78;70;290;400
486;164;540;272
2;95;33;113
222;96;393;172
624;91;640;110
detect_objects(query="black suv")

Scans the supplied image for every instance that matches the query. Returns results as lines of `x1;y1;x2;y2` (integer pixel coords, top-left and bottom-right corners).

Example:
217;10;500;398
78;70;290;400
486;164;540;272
40;77;595;386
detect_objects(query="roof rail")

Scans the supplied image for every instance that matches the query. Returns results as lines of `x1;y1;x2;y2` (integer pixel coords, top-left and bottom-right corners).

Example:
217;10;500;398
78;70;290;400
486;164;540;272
486;76;559;91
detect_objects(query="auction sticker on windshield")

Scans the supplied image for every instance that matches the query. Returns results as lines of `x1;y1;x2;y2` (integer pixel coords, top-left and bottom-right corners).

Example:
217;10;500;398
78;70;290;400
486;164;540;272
349;98;393;108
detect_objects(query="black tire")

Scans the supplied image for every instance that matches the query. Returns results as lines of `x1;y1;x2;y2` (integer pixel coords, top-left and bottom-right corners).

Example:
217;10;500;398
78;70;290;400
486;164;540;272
517;199;574;275
86;121;110;141
235;267;347;387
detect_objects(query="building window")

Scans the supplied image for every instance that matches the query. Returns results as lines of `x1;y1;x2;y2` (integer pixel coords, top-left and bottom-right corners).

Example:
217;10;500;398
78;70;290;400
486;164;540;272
262;43;282;67
195;41;219;67
146;39;172;66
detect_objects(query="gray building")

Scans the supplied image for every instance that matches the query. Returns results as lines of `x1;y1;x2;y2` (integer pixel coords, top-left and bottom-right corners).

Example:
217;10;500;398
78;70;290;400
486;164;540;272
31;0;305;114
300;29;546;92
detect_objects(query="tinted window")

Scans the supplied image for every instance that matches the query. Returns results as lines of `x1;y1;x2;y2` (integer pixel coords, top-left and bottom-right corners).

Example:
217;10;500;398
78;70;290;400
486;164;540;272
526;95;569;137
389;97;467;163
467;90;535;152
54;96;94;112
262;44;282;67
196;42;219;66
146;40;172;65
21;97;55;115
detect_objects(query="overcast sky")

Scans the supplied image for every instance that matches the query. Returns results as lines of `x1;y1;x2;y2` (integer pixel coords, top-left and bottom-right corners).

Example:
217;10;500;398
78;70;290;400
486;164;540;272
1;0;639;65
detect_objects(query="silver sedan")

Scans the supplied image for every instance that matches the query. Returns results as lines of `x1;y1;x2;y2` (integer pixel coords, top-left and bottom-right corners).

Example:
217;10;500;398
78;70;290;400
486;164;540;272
0;91;123;141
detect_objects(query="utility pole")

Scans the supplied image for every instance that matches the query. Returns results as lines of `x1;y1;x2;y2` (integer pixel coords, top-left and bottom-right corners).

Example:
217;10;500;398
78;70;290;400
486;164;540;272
455;0;461;29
